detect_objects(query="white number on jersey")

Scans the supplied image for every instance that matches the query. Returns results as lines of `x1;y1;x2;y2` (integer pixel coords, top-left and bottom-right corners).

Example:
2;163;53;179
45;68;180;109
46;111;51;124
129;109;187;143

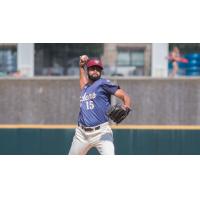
86;100;94;110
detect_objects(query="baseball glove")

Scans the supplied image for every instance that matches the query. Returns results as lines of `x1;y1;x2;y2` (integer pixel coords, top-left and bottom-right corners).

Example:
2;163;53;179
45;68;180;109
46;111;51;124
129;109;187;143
107;104;131;124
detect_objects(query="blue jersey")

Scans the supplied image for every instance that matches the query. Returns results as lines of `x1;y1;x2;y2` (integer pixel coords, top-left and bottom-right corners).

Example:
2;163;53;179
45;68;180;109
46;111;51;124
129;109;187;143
78;78;119;127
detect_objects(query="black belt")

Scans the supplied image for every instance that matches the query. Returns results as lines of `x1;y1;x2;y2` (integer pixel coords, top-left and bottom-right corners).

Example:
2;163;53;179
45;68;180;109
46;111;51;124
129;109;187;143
80;125;100;132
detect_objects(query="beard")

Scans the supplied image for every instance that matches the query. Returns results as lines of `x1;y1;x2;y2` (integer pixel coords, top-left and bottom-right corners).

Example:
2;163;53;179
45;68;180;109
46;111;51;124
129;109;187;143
88;74;101;81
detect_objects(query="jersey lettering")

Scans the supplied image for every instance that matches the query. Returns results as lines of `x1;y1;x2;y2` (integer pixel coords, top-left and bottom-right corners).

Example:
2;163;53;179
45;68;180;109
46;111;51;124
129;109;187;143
78;78;119;127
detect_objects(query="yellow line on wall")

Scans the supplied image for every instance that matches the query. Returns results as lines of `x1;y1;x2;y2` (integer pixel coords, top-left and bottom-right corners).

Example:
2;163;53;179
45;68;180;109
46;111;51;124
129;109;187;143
0;124;200;130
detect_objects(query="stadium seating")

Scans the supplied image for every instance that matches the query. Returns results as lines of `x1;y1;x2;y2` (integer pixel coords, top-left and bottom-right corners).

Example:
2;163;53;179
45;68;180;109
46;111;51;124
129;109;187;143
185;53;200;76
168;53;200;76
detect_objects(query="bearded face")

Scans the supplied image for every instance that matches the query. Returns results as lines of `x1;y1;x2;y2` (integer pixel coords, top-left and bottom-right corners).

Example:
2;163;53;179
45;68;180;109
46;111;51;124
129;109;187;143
87;66;102;81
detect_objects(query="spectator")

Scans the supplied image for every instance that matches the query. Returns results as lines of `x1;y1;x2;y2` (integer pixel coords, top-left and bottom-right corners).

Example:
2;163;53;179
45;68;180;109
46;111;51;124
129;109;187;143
169;46;181;77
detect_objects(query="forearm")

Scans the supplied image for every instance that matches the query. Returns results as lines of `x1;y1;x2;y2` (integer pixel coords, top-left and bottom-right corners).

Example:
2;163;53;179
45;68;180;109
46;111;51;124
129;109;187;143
114;89;132;109
79;55;89;90
121;94;132;109
80;67;88;89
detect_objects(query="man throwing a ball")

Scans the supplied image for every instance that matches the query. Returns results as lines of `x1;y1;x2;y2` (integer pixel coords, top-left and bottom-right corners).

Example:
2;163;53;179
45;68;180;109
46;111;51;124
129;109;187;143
69;55;132;155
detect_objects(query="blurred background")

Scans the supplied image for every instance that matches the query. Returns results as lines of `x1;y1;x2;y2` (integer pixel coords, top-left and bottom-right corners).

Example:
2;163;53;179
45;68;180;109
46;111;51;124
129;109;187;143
1;43;200;77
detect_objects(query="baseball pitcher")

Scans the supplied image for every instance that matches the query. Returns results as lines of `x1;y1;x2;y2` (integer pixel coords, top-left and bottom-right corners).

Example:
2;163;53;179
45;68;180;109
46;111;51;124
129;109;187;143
68;55;132;155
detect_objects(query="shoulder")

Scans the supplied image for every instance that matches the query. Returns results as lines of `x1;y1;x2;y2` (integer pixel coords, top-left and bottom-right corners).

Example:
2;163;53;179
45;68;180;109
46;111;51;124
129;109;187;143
100;78;120;94
93;78;108;86
100;78;115;85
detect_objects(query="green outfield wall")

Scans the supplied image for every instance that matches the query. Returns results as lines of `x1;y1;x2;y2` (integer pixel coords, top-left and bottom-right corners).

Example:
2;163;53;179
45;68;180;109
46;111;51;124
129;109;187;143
0;128;200;155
